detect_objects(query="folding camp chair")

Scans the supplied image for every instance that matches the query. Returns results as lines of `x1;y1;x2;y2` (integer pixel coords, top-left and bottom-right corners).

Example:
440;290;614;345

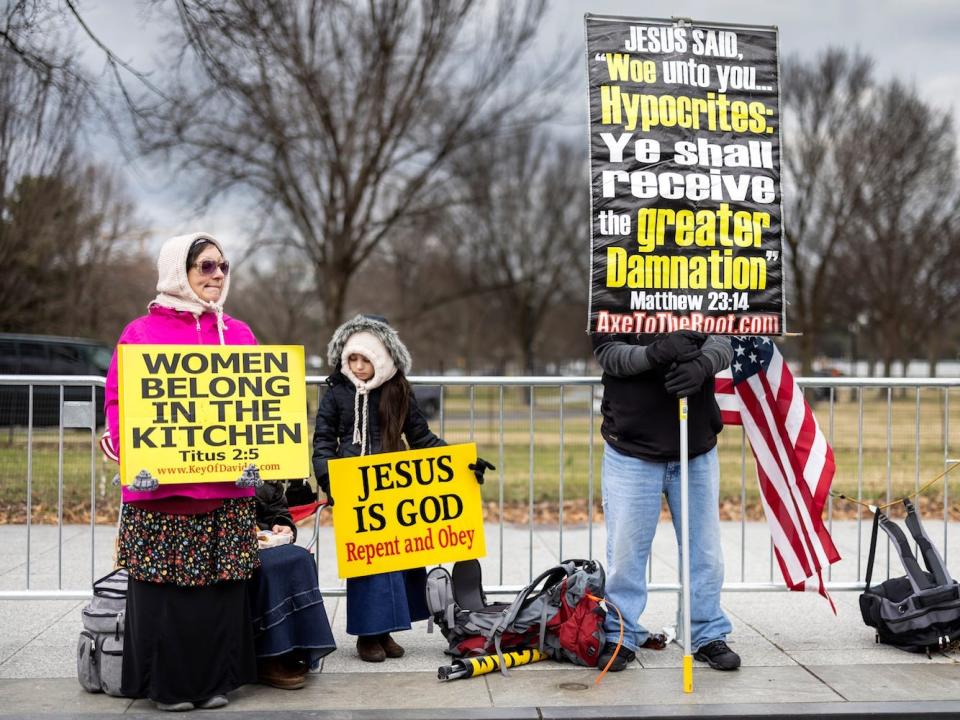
288;499;330;552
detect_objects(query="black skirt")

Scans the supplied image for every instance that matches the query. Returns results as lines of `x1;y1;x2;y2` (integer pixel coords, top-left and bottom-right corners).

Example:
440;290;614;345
121;578;258;704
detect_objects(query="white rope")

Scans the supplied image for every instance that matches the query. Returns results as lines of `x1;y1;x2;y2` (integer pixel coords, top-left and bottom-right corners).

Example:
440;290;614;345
353;388;369;456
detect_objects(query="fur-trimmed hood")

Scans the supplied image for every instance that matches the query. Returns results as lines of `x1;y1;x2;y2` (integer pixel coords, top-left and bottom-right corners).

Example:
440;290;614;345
326;314;412;374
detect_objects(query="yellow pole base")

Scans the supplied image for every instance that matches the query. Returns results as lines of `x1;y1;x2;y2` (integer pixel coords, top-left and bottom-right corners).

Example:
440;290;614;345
683;655;693;693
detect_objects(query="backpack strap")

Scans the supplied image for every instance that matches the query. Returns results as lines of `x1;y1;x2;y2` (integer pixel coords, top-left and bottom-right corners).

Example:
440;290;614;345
537;586;553;653
522;565;572;608
902;499;952;585
93;568;128;600
486;564;571;675
864;508;881;591
493;631;507;675
424;567;456;634
877;511;935;593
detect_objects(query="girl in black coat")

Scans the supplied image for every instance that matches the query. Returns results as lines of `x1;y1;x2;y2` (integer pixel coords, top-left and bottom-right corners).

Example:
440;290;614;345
312;315;443;662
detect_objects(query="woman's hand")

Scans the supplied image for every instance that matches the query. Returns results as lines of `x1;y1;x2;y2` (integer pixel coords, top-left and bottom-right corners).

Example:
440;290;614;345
271;525;294;536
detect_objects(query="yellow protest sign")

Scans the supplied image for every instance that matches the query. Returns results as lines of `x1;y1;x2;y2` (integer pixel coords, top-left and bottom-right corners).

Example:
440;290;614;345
329;442;485;578
118;345;308;485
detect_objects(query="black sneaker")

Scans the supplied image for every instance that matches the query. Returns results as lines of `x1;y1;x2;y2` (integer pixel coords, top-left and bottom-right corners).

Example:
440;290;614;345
694;640;741;670
597;644;637;672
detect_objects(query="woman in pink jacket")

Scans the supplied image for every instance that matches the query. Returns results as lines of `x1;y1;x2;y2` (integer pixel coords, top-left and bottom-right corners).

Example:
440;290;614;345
104;233;259;711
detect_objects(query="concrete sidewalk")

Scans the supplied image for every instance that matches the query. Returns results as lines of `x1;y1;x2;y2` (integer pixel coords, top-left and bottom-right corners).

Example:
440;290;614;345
2;521;960;718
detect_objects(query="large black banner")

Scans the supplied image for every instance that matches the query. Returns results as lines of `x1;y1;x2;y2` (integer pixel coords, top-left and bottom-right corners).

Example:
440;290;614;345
585;16;784;336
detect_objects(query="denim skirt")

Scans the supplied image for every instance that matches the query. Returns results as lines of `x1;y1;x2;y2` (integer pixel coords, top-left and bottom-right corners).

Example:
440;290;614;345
345;567;429;636
251;544;336;667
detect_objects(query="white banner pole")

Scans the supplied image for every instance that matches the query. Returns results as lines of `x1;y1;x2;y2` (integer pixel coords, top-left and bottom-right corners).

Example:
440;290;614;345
679;396;693;693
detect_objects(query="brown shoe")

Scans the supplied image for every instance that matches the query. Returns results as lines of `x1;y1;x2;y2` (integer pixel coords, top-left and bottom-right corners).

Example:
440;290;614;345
357;635;386;662
258;656;306;690
378;633;405;658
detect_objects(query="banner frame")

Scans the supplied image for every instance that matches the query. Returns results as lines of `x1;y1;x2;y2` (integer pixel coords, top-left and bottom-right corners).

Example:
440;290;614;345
583;13;787;336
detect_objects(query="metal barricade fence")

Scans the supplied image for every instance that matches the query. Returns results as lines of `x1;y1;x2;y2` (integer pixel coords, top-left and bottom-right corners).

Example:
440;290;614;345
0;374;957;600
0;375;106;600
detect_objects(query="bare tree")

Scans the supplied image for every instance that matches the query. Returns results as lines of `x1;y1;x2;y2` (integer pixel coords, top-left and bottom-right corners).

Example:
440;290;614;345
324;150;590;376
56;165;145;336
0;163;145;338
909;217;960;376
448;131;588;374
227;245;325;349
139;0;563;340
0;36;85;206
834;80;960;376
2;0;168;133
0;1;75;86
0;35;87;328
781;49;874;374
0;3;150;342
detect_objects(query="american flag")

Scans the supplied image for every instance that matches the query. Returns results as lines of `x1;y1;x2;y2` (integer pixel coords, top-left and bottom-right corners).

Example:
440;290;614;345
716;336;841;609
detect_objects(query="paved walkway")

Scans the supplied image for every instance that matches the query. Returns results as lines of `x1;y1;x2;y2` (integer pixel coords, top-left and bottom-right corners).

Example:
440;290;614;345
2;521;960;718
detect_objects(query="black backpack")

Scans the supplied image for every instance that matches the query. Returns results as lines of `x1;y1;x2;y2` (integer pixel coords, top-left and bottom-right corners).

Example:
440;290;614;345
859;499;960;654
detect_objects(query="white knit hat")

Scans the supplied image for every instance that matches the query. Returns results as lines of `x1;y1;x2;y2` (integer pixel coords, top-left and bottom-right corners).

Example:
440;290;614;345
327;314;412;375
151;232;230;343
341;331;398;391
340;330;398;457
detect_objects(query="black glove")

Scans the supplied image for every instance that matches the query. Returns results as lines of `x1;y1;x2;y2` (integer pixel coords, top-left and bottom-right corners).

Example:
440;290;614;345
664;356;711;398
645;331;705;368
468;457;496;484
678;330;707;346
324;492;334;508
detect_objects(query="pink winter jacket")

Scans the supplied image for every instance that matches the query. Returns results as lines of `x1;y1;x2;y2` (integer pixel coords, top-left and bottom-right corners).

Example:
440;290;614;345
105;304;258;503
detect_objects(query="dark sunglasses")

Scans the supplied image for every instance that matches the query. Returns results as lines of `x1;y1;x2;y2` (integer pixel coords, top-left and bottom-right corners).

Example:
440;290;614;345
192;259;230;276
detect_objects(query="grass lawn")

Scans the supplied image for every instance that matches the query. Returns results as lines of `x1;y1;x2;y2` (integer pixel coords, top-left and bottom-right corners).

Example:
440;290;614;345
1;384;957;522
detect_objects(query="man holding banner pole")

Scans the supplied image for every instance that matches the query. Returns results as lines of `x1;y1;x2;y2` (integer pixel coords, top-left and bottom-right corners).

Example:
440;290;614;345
592;330;739;673
584;13;786;683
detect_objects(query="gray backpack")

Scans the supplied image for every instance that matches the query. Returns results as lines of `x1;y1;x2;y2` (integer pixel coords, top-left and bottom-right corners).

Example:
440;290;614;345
860;499;960;654
77;568;127;696
425;558;607;671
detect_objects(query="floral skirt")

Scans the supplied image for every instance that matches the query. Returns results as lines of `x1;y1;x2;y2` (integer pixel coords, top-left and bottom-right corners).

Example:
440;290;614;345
118;497;259;586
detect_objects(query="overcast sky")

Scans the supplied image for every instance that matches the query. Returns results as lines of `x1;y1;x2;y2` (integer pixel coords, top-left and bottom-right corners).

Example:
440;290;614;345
74;0;960;248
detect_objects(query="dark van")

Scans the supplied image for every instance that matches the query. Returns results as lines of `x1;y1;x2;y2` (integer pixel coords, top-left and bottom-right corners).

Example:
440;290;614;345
0;334;112;427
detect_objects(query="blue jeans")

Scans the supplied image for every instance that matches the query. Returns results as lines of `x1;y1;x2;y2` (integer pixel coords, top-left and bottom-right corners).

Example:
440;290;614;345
601;443;731;652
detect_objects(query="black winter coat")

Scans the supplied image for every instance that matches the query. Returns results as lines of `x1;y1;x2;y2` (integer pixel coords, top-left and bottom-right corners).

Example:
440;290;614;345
592;332;729;461
311;372;444;499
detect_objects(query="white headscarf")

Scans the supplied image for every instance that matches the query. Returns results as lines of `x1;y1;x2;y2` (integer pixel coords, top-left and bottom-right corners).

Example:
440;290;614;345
340;331;398;456
151;232;230;344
